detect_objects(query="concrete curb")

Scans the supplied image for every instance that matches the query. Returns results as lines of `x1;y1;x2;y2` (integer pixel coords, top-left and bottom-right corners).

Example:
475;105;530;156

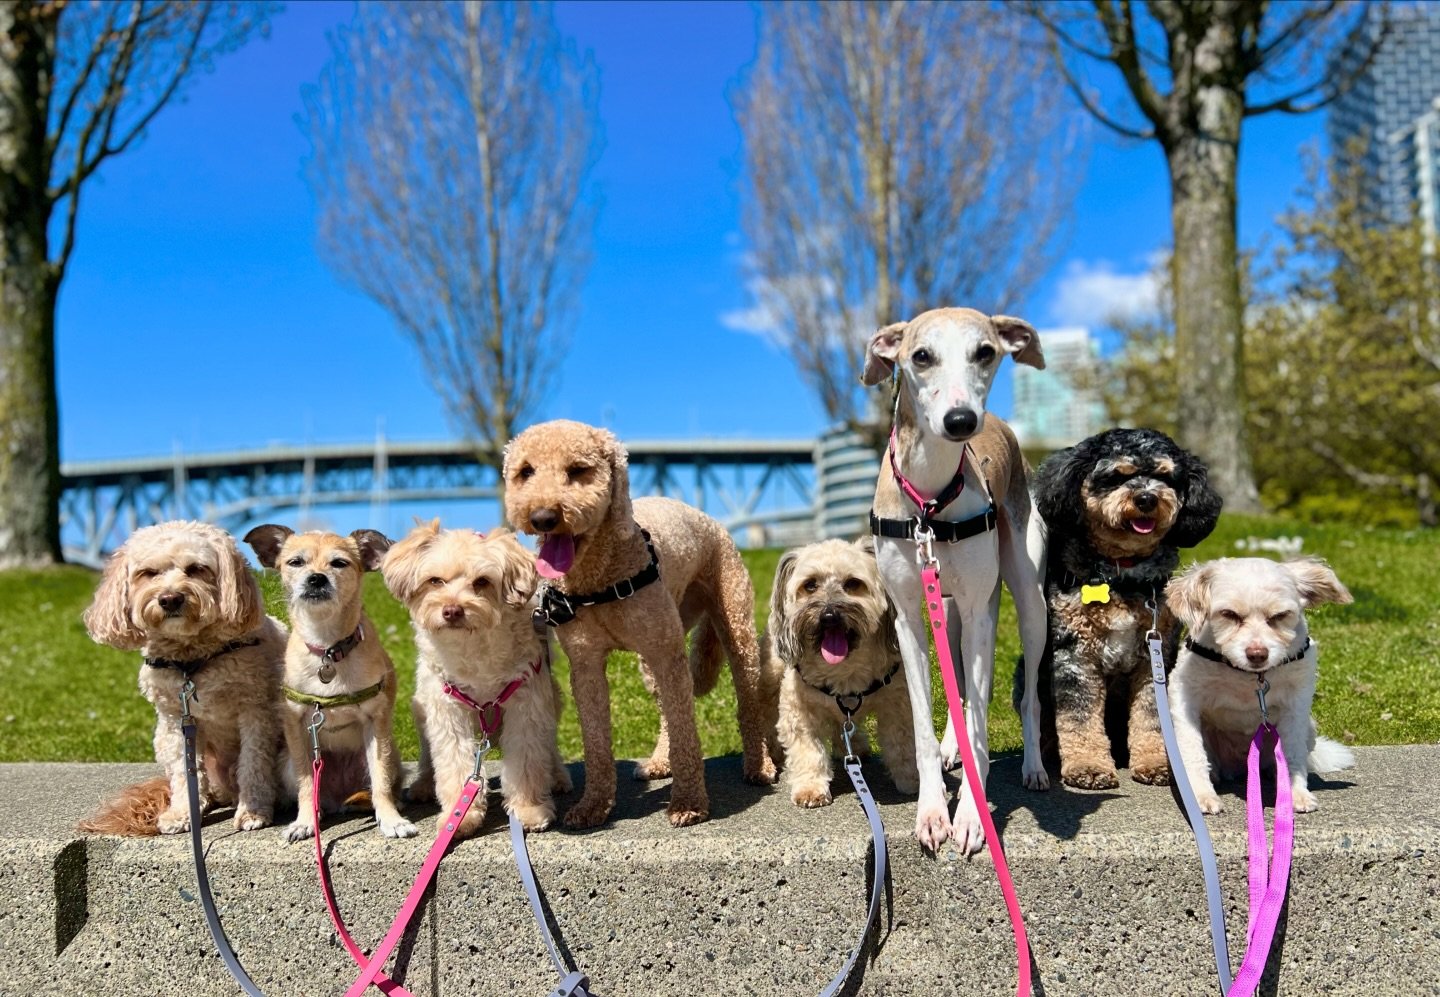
1;746;1436;996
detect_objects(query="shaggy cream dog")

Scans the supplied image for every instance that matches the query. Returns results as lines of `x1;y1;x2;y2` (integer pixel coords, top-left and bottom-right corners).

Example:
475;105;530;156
244;525;416;842
503;419;777;829
1165;556;1356;815
382;521;570;837
762;537;918;808
80;521;286;835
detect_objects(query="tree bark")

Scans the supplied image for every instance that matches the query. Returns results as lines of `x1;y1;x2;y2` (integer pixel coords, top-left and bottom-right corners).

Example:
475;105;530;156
1163;71;1263;514
0;4;62;567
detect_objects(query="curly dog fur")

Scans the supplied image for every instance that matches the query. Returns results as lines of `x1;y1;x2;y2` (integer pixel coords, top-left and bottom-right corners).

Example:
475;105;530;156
383;521;571;837
761;537;917;808
79;521;286;836
1025;428;1222;790
503;419;777;829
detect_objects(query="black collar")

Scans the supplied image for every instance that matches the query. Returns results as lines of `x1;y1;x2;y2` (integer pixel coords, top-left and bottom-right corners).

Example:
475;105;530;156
1184;636;1311;674
869;505;997;544
534;529;660;628
144;637;262;678
795;660;902;717
305;625;364;664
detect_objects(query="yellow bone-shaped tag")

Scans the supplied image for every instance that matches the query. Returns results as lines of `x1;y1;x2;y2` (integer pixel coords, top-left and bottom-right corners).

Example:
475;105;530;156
1080;583;1111;605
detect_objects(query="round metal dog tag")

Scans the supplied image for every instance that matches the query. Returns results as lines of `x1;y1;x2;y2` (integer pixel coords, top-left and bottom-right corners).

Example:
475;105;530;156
318;661;336;684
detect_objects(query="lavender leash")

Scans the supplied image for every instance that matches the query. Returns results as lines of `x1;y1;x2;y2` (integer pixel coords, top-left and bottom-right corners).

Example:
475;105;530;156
817;754;889;997
508;810;598;997
1147;629;1235;995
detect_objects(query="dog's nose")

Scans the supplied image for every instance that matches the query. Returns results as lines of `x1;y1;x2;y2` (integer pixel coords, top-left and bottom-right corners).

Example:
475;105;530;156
819;607;844;630
305;573;328;589
158;592;186;613
442;605;465;623
1245;644;1269;666
530;508;560;533
942;407;978;439
1134;491;1159;513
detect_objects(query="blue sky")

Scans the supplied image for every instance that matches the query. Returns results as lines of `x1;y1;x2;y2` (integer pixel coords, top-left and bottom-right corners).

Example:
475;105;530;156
57;0;1327;465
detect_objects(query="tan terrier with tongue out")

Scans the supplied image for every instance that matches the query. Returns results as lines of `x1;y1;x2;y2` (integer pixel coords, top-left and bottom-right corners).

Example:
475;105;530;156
760;537;918;808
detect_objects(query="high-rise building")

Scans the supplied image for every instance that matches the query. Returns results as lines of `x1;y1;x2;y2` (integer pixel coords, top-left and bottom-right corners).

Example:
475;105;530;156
1328;3;1440;235
1010;326;1106;452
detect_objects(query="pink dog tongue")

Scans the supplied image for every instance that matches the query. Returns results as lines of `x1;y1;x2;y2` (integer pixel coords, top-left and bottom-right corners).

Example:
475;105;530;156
821;626;850;665
1130;518;1157;535
536;534;575;579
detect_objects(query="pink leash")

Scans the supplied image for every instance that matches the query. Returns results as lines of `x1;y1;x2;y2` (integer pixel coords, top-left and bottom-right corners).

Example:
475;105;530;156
921;555;1033;997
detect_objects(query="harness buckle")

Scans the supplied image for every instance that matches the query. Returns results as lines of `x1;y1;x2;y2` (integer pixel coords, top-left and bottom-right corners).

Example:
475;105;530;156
613;577;635;600
1256;676;1271;724
307;706;326;760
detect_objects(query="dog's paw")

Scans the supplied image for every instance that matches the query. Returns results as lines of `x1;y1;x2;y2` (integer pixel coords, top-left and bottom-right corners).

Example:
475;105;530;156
1061;762;1120;791
666;804;710;827
952;811;987;857
379;816;418;839
939;728;962;771
562;795;614;830
632;757;671;781
914;802;952;852
889;769;920;795
1196;792;1225;815
284;819;315;844
403;777;436;804
157;808;190;835
1292;787;1318;813
742;754;778;786
1130;761;1171;786
552;767;574;794
790;783;833;809
233;807;272;832
1021;757;1051;792
510;800;556;832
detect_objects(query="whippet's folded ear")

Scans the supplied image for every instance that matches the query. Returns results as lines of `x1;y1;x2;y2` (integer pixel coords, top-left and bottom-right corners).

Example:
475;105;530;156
861;322;908;385
991;315;1045;370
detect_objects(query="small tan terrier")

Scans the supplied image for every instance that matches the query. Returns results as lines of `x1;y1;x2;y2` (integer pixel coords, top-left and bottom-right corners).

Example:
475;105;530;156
762;537;918;808
244;525;416;842
382;521;571;838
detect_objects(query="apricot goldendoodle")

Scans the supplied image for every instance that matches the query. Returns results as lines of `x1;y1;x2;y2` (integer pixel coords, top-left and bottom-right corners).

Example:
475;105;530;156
383;521;570;837
80;521;287;835
503;419;776;829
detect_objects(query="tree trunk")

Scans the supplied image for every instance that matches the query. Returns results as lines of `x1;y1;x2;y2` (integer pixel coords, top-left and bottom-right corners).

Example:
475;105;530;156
0;4;63;567
1164;79;1263;514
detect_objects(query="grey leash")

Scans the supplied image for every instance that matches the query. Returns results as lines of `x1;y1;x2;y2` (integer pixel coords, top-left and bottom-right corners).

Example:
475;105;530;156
508;811;598;997
1146;601;1234;995
180;680;268;997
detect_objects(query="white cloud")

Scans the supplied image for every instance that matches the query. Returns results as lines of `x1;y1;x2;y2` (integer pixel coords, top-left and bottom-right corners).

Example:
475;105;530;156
1048;257;1162;329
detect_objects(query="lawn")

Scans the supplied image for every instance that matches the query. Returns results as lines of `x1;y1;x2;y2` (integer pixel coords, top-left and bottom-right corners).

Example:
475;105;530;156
0;515;1435;764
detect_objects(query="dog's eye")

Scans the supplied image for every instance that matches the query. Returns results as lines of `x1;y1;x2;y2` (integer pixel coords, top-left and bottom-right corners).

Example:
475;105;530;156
974;344;996;364
1218;609;1243;623
801;578;818;593
566;464;592;481
912;348;934;368
473;577;491;591
1267;611;1292;626
135;568;158;580
842;577;866;595
286;556;305;568
515;464;535;482
183;564;205;577
330;558;349;570
428;577;444;587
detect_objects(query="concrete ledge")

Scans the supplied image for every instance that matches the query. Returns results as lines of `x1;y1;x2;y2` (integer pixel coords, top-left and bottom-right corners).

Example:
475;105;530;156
2;747;1436;996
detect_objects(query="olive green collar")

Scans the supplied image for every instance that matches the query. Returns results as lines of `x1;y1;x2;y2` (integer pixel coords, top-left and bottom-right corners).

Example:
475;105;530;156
282;680;385;709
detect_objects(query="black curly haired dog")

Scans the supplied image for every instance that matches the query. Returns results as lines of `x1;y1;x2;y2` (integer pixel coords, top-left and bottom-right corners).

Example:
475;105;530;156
1022;428;1222;790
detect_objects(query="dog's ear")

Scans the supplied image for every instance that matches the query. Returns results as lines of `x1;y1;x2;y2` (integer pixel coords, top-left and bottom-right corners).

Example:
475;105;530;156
1164;561;1214;632
496;536;539;608
1165;452;1224;549
84;544;145;650
768;549;802;664
991;315;1045;370
1283;556;1353;608
349;529;392;572
215;533;263;635
243;524;293;569
861;322;907;386
852;534;876;557
380;523;438;603
599;427;634;526
1032;445;1088;530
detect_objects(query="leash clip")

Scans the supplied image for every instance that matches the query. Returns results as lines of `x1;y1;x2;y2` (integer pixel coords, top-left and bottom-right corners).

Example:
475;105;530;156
913;520;936;567
308;706;326;760
179;679;196;720
839;715;858;764
1256;675;1271;724
470;737;492;782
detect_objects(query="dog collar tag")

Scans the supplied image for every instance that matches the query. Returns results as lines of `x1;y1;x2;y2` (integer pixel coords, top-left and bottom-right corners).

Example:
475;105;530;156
318;661;336;684
1080;583;1111;605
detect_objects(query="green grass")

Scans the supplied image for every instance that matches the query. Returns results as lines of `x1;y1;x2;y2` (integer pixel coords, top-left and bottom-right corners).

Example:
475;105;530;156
1;517;1435;764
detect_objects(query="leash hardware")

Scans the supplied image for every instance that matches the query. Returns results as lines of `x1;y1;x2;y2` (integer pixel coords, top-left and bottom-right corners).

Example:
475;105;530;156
470;737;492;783
1255;675;1272;725
912;519;936;567
179;679;196;720
835;698;862;764
613;577;636;600
307;706;326;761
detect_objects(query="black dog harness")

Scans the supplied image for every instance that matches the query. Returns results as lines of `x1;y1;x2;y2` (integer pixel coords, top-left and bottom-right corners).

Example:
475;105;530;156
1183;636;1312;674
534;529;661;628
144;637;262;680
795;660;903;718
869;436;998;543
